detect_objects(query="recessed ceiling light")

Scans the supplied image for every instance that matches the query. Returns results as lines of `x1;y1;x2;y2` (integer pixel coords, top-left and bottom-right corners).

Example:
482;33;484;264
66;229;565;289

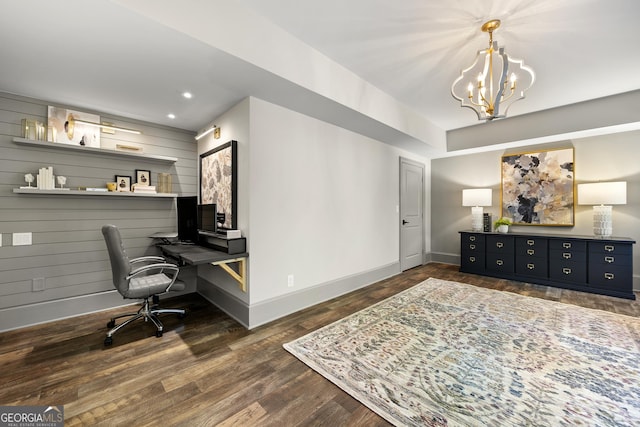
167;113;176;119
182;92;193;99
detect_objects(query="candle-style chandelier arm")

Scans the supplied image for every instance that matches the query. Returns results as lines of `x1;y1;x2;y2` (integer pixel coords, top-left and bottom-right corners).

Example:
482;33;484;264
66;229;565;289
451;19;534;122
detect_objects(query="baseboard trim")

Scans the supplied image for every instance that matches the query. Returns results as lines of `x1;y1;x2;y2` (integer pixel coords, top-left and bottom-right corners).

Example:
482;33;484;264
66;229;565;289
197;262;401;330
431;252;460;265
0;290;132;333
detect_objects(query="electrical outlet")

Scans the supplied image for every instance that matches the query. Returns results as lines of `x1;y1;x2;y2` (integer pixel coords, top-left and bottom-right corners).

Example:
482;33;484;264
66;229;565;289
13;232;32;246
32;277;45;292
287;274;294;288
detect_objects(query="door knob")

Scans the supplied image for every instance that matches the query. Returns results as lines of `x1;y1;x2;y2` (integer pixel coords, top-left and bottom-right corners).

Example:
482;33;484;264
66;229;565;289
402;219;408;225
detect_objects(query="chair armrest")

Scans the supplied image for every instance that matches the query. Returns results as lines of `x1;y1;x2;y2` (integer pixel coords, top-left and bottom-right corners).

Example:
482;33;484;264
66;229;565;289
130;256;166;264
127;263;181;292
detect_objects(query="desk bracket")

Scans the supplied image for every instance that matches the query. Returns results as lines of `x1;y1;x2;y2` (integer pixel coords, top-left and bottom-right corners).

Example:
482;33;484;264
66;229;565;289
210;257;247;292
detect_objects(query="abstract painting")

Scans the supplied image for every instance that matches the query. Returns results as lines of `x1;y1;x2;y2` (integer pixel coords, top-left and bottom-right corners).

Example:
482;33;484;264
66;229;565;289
200;141;237;229
501;148;574;226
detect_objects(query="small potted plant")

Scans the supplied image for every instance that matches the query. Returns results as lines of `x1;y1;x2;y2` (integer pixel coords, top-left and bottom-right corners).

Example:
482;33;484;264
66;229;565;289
494;217;512;233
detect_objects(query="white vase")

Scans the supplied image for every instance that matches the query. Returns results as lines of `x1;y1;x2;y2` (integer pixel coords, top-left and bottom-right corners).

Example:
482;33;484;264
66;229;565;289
497;225;509;234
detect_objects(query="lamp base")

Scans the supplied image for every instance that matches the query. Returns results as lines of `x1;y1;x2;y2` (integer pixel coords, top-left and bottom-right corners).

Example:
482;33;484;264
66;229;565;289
593;205;612;237
471;206;484;232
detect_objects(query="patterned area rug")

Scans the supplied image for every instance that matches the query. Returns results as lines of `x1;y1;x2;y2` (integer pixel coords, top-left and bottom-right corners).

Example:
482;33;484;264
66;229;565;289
284;278;640;426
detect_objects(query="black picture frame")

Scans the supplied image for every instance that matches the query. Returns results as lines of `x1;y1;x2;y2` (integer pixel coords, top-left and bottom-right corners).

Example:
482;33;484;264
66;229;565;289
199;140;237;229
115;175;131;192
135;169;151;185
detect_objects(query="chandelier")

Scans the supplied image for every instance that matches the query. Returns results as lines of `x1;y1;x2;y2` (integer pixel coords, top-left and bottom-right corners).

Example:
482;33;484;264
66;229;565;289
451;19;535;121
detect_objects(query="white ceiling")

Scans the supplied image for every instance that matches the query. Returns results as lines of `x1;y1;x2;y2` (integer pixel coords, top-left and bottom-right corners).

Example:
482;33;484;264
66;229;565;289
1;0;639;147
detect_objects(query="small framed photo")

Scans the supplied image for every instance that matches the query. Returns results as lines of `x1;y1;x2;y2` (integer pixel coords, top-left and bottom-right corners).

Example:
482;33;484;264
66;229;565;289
135;169;151;186
115;175;132;192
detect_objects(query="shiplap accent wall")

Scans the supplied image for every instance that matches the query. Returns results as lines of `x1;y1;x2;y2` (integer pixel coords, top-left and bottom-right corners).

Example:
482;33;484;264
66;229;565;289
0;92;197;330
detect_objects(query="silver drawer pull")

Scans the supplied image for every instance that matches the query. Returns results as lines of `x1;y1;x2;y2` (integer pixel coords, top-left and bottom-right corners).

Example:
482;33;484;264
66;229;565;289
496;260;503;266
527;263;535;270
470;236;476;242
563;252;572;259
605;273;614;280
563;242;572;249
469;256;476;262
527;239;535;246
605;245;614;252
527;249;535;255
469;244;476;250
496;242;504;248
605;256;614;263
562;268;572;275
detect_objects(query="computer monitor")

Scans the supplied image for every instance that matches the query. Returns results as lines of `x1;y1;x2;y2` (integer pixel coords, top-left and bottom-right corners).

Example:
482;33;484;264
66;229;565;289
177;196;198;243
197;203;217;234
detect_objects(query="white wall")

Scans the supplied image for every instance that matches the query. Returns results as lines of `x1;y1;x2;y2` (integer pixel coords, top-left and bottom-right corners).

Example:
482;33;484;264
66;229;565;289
196;96;430;326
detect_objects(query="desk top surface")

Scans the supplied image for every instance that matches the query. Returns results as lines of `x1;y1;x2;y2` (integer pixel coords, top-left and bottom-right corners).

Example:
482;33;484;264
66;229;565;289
160;243;248;265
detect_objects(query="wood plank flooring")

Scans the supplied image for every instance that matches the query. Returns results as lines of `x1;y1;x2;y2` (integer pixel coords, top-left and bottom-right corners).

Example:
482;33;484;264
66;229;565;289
1;263;638;426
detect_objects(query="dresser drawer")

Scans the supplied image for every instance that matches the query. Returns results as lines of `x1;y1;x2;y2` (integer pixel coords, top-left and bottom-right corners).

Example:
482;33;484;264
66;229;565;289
589;252;632;267
515;258;548;278
486;253;514;274
461;233;485;246
549;239;586;252
549;249;587;264
549;261;587;284
588;264;633;291
486;235;514;254
589;242;632;256
461;253;485;273
515;237;548;258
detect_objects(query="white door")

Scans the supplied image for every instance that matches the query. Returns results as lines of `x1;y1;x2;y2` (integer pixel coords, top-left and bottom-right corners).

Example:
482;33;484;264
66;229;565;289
400;157;424;271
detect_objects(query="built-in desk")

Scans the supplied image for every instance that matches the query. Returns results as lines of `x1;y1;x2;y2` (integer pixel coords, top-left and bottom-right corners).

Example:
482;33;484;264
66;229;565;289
160;244;248;292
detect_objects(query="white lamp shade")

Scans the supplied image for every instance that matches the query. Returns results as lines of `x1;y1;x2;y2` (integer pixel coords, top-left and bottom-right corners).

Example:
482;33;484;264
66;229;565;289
577;182;627;205
462;188;492;207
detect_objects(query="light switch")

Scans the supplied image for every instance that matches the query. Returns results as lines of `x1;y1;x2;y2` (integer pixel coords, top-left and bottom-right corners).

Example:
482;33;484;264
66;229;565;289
13;232;32;246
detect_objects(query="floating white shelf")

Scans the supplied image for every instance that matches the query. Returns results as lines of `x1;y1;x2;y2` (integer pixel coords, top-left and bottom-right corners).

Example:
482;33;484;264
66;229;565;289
12;137;178;164
13;188;177;198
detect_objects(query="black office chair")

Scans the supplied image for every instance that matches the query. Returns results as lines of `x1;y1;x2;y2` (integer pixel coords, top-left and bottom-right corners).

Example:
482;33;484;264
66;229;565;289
101;224;186;346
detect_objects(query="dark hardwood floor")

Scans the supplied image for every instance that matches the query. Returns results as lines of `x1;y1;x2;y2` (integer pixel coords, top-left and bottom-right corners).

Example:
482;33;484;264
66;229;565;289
1;263;638;426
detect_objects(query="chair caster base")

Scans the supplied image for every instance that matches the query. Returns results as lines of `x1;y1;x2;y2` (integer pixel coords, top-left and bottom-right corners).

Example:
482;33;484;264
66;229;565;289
107;320;116;328
104;336;113;346
156;330;163;338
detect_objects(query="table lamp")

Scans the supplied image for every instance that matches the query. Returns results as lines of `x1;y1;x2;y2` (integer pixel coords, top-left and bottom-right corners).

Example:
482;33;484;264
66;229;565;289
577;181;626;237
462;188;492;231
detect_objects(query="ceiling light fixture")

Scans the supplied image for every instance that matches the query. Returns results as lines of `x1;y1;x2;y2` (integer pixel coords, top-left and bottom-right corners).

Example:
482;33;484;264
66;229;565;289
167;113;176;119
451;19;535;121
194;125;220;140
182;92;193;99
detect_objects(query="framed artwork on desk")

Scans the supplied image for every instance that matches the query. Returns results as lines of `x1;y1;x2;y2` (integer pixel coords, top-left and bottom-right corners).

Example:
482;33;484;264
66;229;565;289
200;140;237;229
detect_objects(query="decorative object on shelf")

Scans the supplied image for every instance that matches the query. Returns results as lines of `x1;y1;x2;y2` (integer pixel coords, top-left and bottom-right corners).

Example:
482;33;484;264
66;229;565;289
115;175;132;192
195;124;220;140
47;106;101;147
577;181;627;237
494;217;512;233
37;167;55;190
106;182;117;192
56;176;67;189
135;169;151;185
132;184;157;194
501;147;574;226
462;188;492;232
200;140;237;229
451;19;535;121
24;173;34;188
21;119;46;141
157;173;172;193
115;143;143;153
